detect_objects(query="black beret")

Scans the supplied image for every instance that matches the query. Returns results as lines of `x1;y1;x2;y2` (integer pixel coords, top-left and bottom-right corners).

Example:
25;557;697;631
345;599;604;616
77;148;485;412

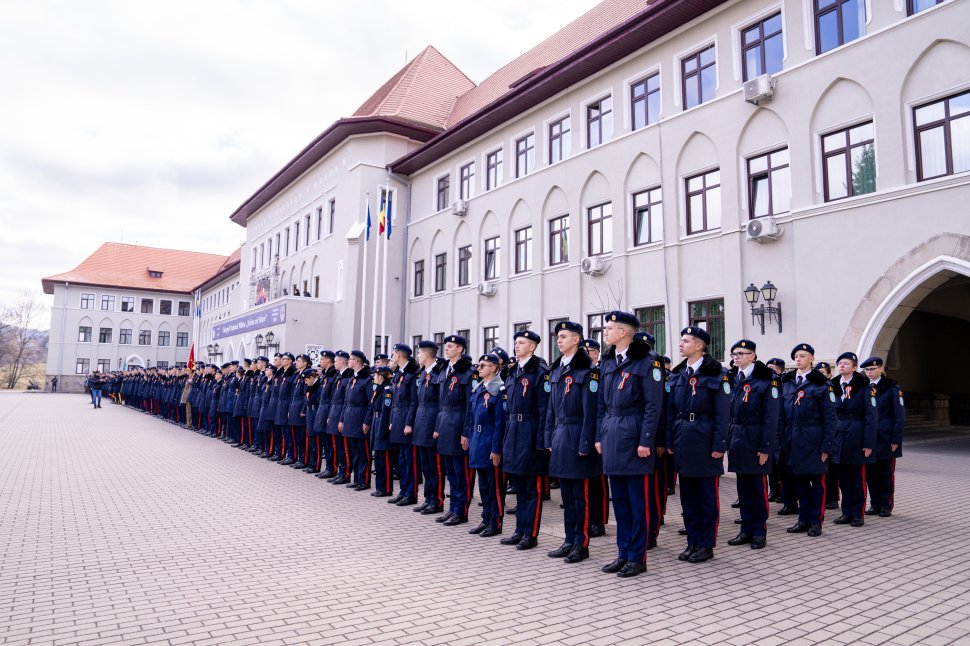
295;354;312;363
273;352;283;358
681;326;711;346
319;350;335;359
766;358;786;368
514;329;541;344
791;343;815;359
836;352;858;364
554;321;583;336
731;339;757;353
492;346;510;363
417;340;439;352
816;361;831;371
264;365;277;375
229;360;239;366
220;362;231;369
374;353;389;361
301;368;317;379
582;339;600;350
860;356;884;368
661;355;671;364
334;350;350;359
444;334;467;347
243;358;252;364
478;353;501;365
373;365;393;376
255;356;270;363
635;331;655;348
350;350;368;363
606;310;640;328
392;343;413;356
281;352;295;361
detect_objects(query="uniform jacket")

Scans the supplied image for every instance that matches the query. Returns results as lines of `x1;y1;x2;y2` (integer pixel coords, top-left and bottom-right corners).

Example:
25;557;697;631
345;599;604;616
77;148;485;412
780;369;838;475
502;355;551;476
727;361;779;475
413;359;447;447
871;377;905;459
274;366;298;426
257;375;277;430
830;372;877;465
544;349;601;480
464;376;506;469
303;379;321;430
668;355;730;478
339;367;373;439
325;369;353;436
309;367;338;436
389;359;420;444
434;356;474;456
288;374;308;425
370;383;393;451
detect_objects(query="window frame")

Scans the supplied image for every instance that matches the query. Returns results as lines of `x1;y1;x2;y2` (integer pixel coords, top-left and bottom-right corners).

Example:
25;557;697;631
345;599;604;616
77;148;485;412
158;330;171;347
483;236;500;280
176;331;189;347
159;300;172;316
459;162;475;200
814;0;866;55
635;305;666;357
548;215;569;266
821;120;875;202
433;253;447;293
75;358;90;375
119;328;132;345
513;226;533;274
98;327;112;344
78;326;92;343
485;149;503;191
632;186;663;246
328;199;336;235
586;202;613;257
178;301;190;316
140;298;154;314
100;295;115;311
685;169;722;235
746;147;791;218
413;259;425;297
457;245;472;287
630;72;661;131
138;330;152;346
514;131;535;178
681;44;717;111
548;318;569;362
436;174;451;211
121;296;134;312
586;95;613;149
740;11;784;81
483;326;499;354
913;91;970;181
907;0;944;14
688;298;726;361
548;115;571;164
80;293;95;309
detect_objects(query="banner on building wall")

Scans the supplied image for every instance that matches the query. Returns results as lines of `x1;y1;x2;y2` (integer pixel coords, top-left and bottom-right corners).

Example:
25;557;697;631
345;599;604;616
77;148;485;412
213;303;286;340
305;344;324;364
254;277;271;306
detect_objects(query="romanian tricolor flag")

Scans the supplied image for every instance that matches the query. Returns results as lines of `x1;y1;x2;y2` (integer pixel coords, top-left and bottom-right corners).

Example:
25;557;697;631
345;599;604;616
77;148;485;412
187;344;195;371
378;195;387;237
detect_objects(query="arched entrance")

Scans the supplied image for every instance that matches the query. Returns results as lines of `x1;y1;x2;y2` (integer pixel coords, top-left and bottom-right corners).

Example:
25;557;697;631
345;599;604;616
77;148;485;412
846;235;970;428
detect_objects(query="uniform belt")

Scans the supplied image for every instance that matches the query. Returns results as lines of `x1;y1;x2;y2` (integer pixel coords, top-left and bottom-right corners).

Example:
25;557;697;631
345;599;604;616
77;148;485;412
560;416;584;424
607;408;640;415
511;414;535;422
677;412;698;422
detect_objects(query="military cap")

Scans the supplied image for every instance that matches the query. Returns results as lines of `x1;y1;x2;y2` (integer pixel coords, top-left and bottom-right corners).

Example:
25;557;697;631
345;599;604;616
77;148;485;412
220;362;231;369
860;356;884;369
444;334;467;348
273;352;283;358
301;368;317;379
374;353;389;361
478;353;501;365
319;350;336;359
606;310;640;328
295;353;311;364
635;331;656;348
816;361;831;371
373;365;393;376
836;352;858;364
264;365;277;375
681;326;711;346
334;350;350;359
766;357;786;368
492;346;510;363
229;360;239;366
731;339;757;353
255;356;269;363
243;358;252;365
661;355;671;364
582;339;601;351
790;343;815;359
392;343;413;356
350;350;368;363
554;321;583;336
281;352;295;361
514;329;541;344
417;340;439;352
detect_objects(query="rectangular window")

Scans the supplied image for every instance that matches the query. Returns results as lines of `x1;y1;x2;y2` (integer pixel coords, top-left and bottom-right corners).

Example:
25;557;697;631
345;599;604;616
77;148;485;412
587;313;607;347
549;116;571;164
413;260;425;297
689;298;726;361
457;245;472;287
316;206;323;241
119;328;132;345
635;306;666;356
374;335;388;358
822;121;875;201
815;0;866;55
156;361;169;370
515;132;535;178
178;301;190;316
631;73;661;130
484;236;500;280
158;331;170;347
97;359;111;373
486;149;503;190
433;332;445;347
138;330;151;346
304;214;311;246
633;187;663;246
314;276;319;298
914;90;970;181
686;169;722;234
587;202;613;256
100;295;115;311
251;247;257;271
514;322;532;334
549;215;569;266
683;45;716;110
98;327;112;344
176;331;189;347
742;13;784;81
412;335;423;347
548;318;568;362
747;148;791;217
434;253;447;292
160;300;172;315
294;222;300;251
436;175;451;211
284;228;291;256
78;326;92;342
121;296;134;312
514;226;533;273
80;293;95;309
141;298;154;314
459;162;475;200
75;358;90;375
275;232;281;256
259;242;265;268
908;0;944;14
328;199;336;234
456;329;470;348
586;96;613;148
483;326;499;354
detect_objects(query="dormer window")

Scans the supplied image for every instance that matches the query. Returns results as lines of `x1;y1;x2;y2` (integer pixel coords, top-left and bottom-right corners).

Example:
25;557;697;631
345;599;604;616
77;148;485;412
148;269;163;278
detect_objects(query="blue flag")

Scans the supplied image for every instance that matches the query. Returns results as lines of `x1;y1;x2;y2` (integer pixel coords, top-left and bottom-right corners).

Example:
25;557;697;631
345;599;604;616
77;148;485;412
365;203;372;242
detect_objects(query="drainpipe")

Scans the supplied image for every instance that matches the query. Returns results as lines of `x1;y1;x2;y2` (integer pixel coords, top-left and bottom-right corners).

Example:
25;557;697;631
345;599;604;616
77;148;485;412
58;282;69;387
387;170;412;344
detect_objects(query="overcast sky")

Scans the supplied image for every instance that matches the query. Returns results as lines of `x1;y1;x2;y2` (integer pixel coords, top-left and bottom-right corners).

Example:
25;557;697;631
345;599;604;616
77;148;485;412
0;0;598;324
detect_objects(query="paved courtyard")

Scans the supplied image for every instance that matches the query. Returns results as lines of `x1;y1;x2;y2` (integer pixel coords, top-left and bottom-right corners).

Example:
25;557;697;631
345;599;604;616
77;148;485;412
1;393;969;646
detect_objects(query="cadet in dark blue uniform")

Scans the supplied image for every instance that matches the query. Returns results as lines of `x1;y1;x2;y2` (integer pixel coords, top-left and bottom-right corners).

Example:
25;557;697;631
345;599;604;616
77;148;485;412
725;339;779;550
326;352;354;484
309;352;337;475
412;341;447;515
500;330;550;550
831;352;877;527
582;338;610;537
339;350;372;491
388;344;420;507
668;327;730;564
544;321;599;564
275;353;297;464
765;357;787;502
301;367;320;468
781;343;837;537
636;331;667;551
434;335;474;526
596;311;663;578
862;357;905;517
370;365;395;497
463;353;506;537
256;364;277;456
288;354;311;469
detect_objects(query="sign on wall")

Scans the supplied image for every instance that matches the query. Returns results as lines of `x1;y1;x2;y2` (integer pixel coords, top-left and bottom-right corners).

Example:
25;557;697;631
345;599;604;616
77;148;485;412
213;304;286;340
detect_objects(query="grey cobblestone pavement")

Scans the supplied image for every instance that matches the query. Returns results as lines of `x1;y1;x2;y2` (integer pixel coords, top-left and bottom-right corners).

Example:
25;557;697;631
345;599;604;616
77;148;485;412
1;393;969;646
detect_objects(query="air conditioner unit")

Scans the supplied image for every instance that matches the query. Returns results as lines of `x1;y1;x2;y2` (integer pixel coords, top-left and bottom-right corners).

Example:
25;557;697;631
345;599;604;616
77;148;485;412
745;216;783;243
580;256;609;276
452;200;468;216
743;74;774;105
477;281;497;297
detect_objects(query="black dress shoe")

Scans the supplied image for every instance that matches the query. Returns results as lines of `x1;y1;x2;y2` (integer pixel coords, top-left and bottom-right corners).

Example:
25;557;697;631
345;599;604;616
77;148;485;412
354;484;370;491
677;528;688;536
345;482;360;488
387;495;403;504
678;546;697;561
516;537;538;550
507;506;517;515
751;535;767;550
280;458;295;466
666;487;675;495
372;491;392;497
728;532;752;546
421;506;444;515
833;515;851;525
734;518;743;524
731;498;741;508
879;508;892;517
588;524;605;538
435;512;454;523
688;547;714;563
617;561;646;577
319;470;336;479
547;543;574;558
850;518;864;527
291;462;307;469
825;500;840;510
564;546;589;563
778;506;798;515
807;524;823;537
499;533;524;545
787;522;809;533
468;522;488;534
412;502;430;512
601;558;627;573
865;506;879;515
269;455;282;462
396;497;418;507
480;525;502;537
443;515;467;526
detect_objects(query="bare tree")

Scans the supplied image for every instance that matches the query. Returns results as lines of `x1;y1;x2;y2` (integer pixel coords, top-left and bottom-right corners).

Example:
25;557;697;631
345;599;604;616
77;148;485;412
0;291;45;389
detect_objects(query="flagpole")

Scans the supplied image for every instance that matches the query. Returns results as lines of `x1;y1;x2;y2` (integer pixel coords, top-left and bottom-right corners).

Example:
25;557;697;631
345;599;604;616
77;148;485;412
359;195;370;349
371;208;381;357
380;185;390;352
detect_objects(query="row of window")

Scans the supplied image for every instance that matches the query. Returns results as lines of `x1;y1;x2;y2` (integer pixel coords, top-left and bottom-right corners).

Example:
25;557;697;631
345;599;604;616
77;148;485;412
252;198;337;272
77;326;189;347
200;282;239;315
79;294;192;315
407;299;725;363
432;1;952;209
75;358;185;374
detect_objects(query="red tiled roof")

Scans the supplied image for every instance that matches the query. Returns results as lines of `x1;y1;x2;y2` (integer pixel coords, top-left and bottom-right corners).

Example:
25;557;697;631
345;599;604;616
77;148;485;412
353;46;476;131
41;243;233;295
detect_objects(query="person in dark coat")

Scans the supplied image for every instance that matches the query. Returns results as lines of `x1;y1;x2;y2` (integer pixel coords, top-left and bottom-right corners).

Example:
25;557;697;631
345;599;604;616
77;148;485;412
544;321;599;564
301;367;320;465
765;357;787;502
388;344;421;507
286;354;311;468
256;365;277;455
248;358;266;452
781;343;838;537
412;341;447;514
582;338;610;537
369;366;395;497
325;352;354;484
499;330;550;551
725;339;779;550
636;331;668;551
339;351;373;491
830;352;877;527
463;353;506;537
668;327;730;564
596;311;663;578
861;357;905;517
309;352;337;475
434;335;475;526
274;353;298;464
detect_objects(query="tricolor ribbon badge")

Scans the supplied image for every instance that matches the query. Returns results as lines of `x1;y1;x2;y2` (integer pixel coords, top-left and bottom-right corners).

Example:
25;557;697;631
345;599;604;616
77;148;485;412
483;393;490;409
796;390;805;405
845;385;852;399
689;376;698;396
449;376;458;391
742;383;752;403
425;374;432;385
521;377;530;396
618;372;631;390
564;376;574;395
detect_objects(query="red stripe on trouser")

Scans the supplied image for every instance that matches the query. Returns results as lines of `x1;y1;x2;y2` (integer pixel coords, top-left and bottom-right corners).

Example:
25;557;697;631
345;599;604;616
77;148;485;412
413;448;419;496
462;457;472;518
531;476;542;537
436;455;444;506
644;476;650;561
316;437;322;470
494;466;504;527
305;432;309;464
860;464;867;518
581;479;590;548
819;474;827;524
601;474;609;524
385;452;392;493
653;471;662;534
269;432;274;454
713;476;720;547
343;437;351;477
363;439;371;485
762;475;770;527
